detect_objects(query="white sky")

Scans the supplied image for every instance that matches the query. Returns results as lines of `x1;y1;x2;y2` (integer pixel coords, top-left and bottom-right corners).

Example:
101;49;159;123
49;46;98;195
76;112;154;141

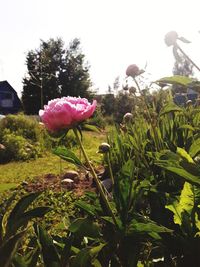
0;0;200;97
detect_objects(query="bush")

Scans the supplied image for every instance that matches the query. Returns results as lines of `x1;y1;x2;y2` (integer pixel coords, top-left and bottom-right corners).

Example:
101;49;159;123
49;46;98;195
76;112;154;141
0;114;50;163
87;105;106;129
0;133;42;162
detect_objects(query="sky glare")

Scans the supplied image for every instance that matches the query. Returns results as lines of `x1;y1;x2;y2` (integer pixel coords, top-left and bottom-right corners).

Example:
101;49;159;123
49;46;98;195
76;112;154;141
0;0;200;96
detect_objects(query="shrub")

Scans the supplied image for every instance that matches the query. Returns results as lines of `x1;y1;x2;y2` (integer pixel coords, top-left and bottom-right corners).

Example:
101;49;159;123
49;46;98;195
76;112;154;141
87;105;106;129
0;132;42;162
0;114;50;163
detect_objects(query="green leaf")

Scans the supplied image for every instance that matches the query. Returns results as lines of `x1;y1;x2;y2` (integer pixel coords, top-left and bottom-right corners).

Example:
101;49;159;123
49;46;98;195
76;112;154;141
92;259;102;267
6;192;43;234
71;248;91;267
36;225;60;267
166;182;195;225
9;207;51;233
25;248;40;267
178;124;195;132
155;150;200;186
159;102;183;116
156;161;200;186
0;231;25;267
69;218;101;238
53;146;84;168
60;235;73;267
90;243;106;258
75;200;97;216
156;75;193;87
177;147;194;163
13;248;40;267
82;124;100;132
0;183;18;193
127;220;172;236
189;138;200;158
13;254;27;267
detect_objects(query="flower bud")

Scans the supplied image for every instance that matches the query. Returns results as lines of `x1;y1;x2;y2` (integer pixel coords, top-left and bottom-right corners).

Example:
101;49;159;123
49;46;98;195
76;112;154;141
186;100;192;106
98;143;110;153
123;113;133;123
164;31;178;46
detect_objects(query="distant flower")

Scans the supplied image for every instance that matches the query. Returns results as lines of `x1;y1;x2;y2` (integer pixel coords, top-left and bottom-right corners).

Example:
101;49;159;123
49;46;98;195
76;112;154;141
126;64;140;78
126;64;145;78
164;31;178;46
39;97;97;132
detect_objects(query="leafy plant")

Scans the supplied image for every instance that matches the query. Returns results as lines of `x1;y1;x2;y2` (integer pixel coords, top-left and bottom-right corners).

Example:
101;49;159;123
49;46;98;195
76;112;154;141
0;191;50;266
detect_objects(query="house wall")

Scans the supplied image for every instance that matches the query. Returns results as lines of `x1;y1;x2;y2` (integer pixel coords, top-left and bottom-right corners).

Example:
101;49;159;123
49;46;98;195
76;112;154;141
0;91;14;108
0;81;21;114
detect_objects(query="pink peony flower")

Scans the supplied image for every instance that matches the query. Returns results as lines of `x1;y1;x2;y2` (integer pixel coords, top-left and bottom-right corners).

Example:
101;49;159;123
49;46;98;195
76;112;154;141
39;96;97;132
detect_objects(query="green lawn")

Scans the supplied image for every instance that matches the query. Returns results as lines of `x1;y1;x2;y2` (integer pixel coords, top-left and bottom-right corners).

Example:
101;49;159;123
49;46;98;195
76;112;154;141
0;130;106;184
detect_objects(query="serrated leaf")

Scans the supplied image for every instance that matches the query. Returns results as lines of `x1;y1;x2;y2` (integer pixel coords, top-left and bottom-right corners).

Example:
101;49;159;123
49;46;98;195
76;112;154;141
156;75;193;87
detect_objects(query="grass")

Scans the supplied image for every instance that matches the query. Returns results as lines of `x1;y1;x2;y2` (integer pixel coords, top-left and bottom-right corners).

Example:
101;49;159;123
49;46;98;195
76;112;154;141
0;130;107;184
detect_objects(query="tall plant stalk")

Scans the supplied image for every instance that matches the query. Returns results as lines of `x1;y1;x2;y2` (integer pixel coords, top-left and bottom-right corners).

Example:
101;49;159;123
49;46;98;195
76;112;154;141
73;128;118;227
133;77;161;151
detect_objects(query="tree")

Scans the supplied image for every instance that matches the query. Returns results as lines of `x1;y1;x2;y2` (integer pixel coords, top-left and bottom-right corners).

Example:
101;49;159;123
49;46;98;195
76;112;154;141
22;38;92;114
59;39;91;99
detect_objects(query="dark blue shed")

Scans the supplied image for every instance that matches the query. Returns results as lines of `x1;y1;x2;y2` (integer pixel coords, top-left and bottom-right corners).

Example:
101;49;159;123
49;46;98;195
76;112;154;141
0;81;21;114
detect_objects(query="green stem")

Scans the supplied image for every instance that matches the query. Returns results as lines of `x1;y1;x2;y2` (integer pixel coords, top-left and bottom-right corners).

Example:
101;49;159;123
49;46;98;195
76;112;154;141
106;153;115;186
73;128;118;227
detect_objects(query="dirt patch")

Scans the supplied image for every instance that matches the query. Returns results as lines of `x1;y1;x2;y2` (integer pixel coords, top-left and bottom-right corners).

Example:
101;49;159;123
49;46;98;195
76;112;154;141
23;166;105;196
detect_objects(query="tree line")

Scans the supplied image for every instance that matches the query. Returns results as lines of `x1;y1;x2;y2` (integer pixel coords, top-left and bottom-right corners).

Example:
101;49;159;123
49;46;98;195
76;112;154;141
22;38;92;114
